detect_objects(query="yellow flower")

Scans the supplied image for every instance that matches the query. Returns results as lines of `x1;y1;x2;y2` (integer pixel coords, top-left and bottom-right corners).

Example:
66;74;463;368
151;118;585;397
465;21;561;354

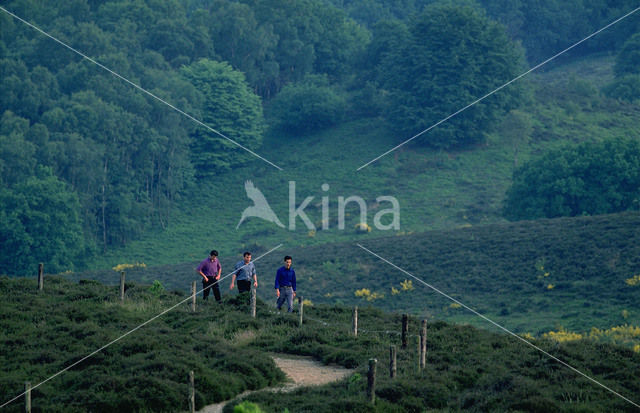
354;222;371;233
625;274;640;286
400;279;414;291
112;262;146;272
449;303;462;309
355;288;371;298
547;284;555;290
391;287;400;295
520;332;534;340
543;328;582;342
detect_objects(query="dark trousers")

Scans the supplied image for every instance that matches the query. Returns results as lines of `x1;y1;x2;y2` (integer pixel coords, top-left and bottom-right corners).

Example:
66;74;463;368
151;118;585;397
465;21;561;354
202;278;221;302
237;280;252;293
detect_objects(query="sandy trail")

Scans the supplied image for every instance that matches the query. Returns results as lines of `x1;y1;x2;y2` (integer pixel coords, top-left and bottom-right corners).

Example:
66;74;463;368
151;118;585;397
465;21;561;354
197;354;353;413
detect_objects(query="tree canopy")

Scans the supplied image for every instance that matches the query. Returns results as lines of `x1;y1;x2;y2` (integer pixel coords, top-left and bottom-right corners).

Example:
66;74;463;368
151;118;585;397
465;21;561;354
503;137;640;220
366;3;526;148
1;0;638;272
181;59;264;177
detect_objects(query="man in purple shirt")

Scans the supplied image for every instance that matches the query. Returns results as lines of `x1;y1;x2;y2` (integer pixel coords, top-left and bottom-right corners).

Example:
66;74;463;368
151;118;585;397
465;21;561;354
275;255;296;312
197;250;222;302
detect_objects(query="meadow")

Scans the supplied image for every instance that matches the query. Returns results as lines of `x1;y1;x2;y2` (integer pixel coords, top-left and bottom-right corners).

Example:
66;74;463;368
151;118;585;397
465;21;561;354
1;276;639;412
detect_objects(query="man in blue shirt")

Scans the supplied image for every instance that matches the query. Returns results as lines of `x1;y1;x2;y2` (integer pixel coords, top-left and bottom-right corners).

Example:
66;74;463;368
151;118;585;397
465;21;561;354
230;251;258;293
275;255;296;312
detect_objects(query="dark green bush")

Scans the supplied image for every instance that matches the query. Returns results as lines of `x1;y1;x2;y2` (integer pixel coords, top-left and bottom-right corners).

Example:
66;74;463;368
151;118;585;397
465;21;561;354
268;75;346;135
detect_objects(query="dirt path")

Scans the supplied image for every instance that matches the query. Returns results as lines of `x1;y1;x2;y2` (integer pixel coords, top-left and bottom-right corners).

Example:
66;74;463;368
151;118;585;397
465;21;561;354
197;354;353;413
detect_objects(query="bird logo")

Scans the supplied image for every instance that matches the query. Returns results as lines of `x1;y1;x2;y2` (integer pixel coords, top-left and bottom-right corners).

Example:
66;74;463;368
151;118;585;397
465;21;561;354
236;180;285;229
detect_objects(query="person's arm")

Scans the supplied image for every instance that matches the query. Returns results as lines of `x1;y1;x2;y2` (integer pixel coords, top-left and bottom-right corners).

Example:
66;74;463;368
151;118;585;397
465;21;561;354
216;262;221;280
230;273;236;289
252;265;258;287
196;262;208;282
275;268;280;297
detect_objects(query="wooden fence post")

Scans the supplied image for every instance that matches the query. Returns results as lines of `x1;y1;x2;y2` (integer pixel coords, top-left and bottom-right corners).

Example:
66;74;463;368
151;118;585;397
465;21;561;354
417;335;421;371
367;358;377;404
420;319;427;370
251;286;256;318
298;296;303;327
191;281;197;312
401;314;408;349
189;371;195;413
389;345;396;378
120;271;125;301
25;381;31;413
352;306;358;337
37;263;43;291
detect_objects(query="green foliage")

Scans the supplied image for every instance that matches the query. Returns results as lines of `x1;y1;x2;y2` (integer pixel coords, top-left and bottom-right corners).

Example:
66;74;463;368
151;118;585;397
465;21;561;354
0;166;86;274
603;75;640;103
94;209;640;336
181;59;264;177
504;137;640;220
614;33;640;77
0;276;285;412
233;401;264;413
268;75;346;135
199;0;368;97
371;3;526;148
1;273;639;412
149;280;164;295
233;307;640;412
478;0;640;64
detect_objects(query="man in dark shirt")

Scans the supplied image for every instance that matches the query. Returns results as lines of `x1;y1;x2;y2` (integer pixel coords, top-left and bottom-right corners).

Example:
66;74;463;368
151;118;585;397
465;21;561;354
197;250;222;302
275;255;296;312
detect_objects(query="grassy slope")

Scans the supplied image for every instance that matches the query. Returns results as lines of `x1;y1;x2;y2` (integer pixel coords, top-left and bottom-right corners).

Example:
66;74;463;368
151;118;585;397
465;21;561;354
67;54;640;343
1;277;639;412
86;54;639;271
69;211;640;337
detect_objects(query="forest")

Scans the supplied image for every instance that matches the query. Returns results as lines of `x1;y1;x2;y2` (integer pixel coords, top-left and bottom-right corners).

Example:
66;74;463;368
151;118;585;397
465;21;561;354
1;0;640;275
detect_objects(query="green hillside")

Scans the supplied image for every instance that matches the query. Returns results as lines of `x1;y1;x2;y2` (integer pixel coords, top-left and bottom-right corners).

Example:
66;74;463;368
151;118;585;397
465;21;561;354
67;211;640;345
82;53;640;270
1;276;639;412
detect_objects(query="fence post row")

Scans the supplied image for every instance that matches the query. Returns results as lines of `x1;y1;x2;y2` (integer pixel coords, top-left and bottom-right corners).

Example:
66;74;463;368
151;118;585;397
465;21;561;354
352;306;358;337
120;271;125;301
367;358;377;404
420;319;427;370
401;314;408;349
189;371;195;413
37;263;43;291
389;345;396;379
191;281;197;312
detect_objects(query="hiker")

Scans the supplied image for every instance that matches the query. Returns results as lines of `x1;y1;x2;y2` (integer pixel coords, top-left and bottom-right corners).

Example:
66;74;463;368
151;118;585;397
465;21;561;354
275;255;296;312
197;250;222;302
230;251;258;293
